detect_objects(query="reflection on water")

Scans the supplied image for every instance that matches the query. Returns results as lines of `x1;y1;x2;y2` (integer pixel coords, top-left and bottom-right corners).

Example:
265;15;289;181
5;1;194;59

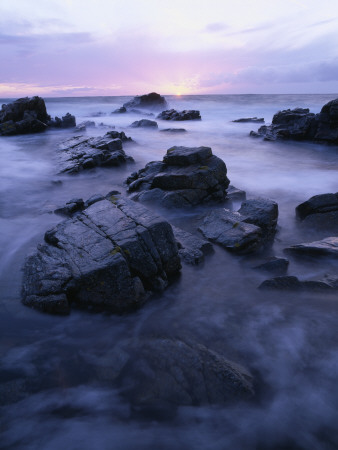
1;94;338;449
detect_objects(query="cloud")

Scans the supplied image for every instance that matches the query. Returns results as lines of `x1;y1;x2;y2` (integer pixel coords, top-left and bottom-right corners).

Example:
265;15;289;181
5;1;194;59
204;22;228;33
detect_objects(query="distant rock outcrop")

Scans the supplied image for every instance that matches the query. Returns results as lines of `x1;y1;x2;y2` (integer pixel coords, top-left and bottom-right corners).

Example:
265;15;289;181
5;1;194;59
233;117;264;123
157;109;201;121
250;98;338;144
22;195;181;315
123;92;168;111
126;146;230;207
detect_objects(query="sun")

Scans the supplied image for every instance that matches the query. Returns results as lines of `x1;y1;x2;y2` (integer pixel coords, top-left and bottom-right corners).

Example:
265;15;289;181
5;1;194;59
176;92;182;96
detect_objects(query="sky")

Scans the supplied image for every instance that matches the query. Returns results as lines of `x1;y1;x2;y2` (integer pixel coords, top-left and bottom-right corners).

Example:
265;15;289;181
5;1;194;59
0;0;338;97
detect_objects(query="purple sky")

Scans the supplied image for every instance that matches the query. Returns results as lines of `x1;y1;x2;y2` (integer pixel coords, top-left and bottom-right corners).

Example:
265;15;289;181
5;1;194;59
1;0;338;97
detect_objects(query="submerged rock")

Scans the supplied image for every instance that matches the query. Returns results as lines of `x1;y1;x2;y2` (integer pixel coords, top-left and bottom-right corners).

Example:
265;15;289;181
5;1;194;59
112;106;127;114
259;275;337;291
22;196;181;315
172;226;213;265
123;92;168;111
129;119;158;128
250;98;338;144
160;128;187;133
75;120;96;131
126;146;230;207
285;237;338;258
253;257;289;275
233;117;264;123
58;131;133;173
157;109;201;121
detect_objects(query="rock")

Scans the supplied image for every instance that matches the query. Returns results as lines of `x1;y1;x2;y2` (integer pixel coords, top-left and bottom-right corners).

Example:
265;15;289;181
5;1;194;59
75;120;96;131
295;193;338;233
58;131;134;174
48;113;76;129
250;98;338;144
226;185;246;202
112;106;127;114
126;146;230;208
284;237;338;258
233;117;264;123
123;92;168;111
198;209;262;254
0;96;50;136
172;226;213;265
157;109;201;121
108;337;254;408
54;198;85;216
254;257;289;275
129;109;154;116
238;198;278;236
129;119;158;128
259;275;336;291
160;128;187;133
21;196;181;315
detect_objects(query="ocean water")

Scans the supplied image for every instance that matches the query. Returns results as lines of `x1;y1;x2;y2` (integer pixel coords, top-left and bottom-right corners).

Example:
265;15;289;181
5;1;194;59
1;94;338;449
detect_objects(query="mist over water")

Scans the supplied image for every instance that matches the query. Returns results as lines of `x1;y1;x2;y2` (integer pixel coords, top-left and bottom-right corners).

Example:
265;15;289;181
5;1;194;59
1;94;338;449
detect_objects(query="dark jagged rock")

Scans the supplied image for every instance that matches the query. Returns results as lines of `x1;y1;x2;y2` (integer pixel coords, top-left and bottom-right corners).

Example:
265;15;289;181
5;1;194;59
226;185;246;201
172;226;213;265
48;113;76;129
254;257;289;275
95;337;254;409
160;128;187;133
21;196;181;315
126;146;230;208
238;198;278;236
233;117;264;123
250;99;338;144
129;119;158;128
198;209;262;254
54;198;85;216
75;120;96;131
58;131;133;174
259;275;337;291
123;92;168;111
157;109;201;121
285;237;338;258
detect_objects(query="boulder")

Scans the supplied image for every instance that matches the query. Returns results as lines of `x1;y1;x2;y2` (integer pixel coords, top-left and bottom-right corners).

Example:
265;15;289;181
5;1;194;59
250;98;338;144
233;117;264;123
226;185;246;202
102;337;254;409
123;92;168;111
295;193;338;233
75;120;96;131
129;119;158;128
238;198;278;236
21;196;181;315
259;275;337;291
172;226;213;265
126;146;230;208
284;237;338;258
253;257;289;276
58;131;133;174
198;209;262;254
157;109;201;121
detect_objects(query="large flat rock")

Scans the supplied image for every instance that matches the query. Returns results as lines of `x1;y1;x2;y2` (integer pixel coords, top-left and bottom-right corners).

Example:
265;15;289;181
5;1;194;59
22;196;181;314
284;237;338;258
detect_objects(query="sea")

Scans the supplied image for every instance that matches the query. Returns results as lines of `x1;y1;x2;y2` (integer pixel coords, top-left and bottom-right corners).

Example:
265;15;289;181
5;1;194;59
1;94;338;449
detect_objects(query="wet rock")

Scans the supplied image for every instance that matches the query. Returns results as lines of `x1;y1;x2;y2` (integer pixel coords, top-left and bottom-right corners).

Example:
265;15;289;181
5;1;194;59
250;98;338;144
157;109;201;121
123;92;168;111
226;185;246;202
21;196;181;315
238;198;278;236
284;237;338;258
58;131;134;174
54;198;85;216
172;226;213;265
129;119;158;128
160;128;187;133
126;146;230;208
295;193;338;233
233;117;264;123
49;113;76;129
102;337;254;408
254;257;289;275
259;275;336;291
112;106;127;114
75;121;96;131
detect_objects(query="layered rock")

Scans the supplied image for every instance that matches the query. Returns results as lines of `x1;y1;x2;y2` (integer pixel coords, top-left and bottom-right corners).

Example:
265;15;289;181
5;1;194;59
21;196;181;315
198;198;278;254
58;131;133;173
126;146;230;207
250;98;338;144
284;237;338;258
123;92;168;111
129;119;158;128
157;109;201;121
295;193;338;233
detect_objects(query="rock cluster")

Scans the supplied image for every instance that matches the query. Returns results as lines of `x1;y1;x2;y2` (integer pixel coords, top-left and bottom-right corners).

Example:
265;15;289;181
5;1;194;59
22;196;181;315
199;198;278;254
127;146;230;207
250;98;338;144
123;92;168;111
58;131;133;173
157;109;201;121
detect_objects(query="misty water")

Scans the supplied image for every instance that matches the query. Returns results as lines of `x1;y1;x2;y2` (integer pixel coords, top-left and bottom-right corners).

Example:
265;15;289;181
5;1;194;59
1;94;338;449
